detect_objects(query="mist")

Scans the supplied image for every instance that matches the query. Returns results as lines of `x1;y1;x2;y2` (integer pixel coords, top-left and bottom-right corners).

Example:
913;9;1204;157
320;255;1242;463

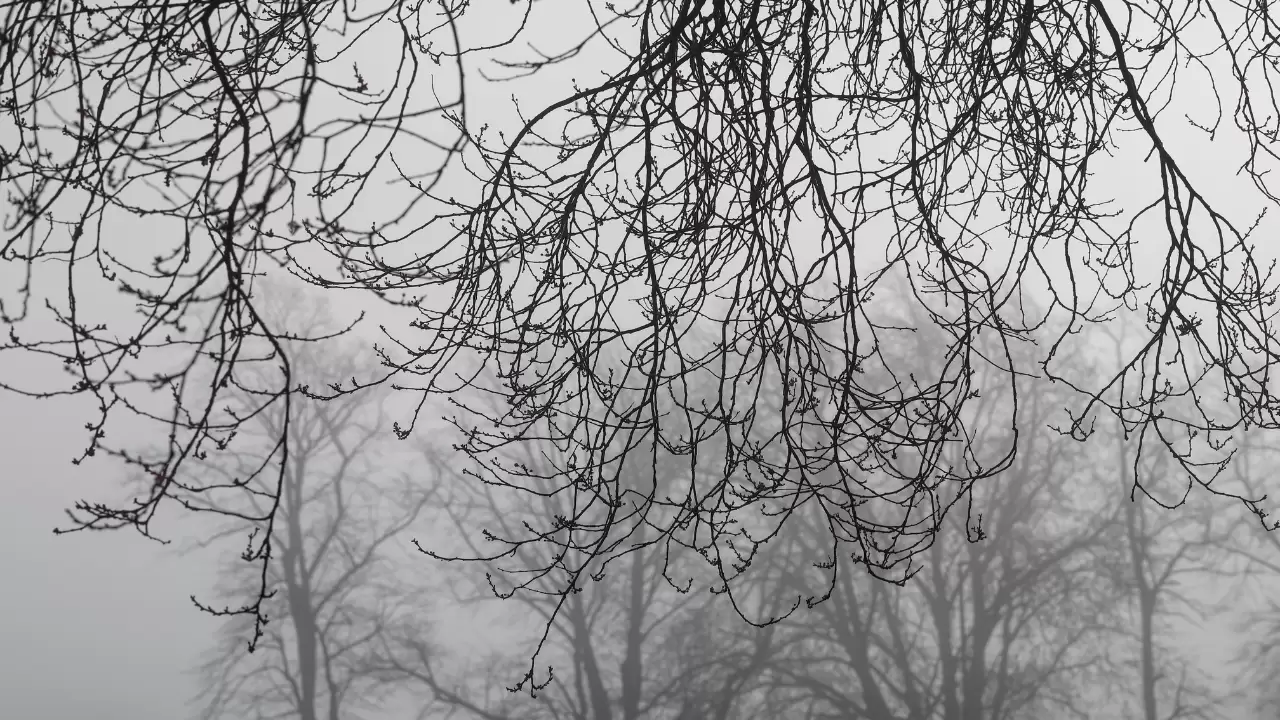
6;1;1280;719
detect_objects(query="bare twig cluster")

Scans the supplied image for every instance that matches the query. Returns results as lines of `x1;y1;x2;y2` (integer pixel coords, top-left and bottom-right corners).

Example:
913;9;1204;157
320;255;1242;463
5;0;1280;678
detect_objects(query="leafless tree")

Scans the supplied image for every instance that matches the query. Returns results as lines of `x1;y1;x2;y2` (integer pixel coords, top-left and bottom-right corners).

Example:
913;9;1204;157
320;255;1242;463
1088;321;1237;720
750;332;1125;720
371;370;779;718
0;0;470;645
1223;433;1280;719
188;285;435;720
10;0;1280;672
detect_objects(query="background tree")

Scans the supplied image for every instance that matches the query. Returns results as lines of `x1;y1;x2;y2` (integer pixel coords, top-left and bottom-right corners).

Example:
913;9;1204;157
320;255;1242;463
371;368;780;717
1223;431;1280;719
1110;447;1232;720
749;330;1123;720
10;0;1280;680
187;285;435;720
1088;321;1238;720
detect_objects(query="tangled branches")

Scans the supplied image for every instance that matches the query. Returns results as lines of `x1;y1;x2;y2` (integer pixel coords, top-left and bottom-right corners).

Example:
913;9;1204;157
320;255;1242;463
0;0;467;644
5;0;1280;677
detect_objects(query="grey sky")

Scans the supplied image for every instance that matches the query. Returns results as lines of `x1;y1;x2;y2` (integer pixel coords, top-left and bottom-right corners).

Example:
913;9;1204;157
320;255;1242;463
0;354;218;720
3;4;1280;720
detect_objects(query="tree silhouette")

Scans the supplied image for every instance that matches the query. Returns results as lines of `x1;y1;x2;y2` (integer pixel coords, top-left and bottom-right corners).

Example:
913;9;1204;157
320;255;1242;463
6;0;1280;673
375;368;777;706
741;330;1126;720
183;285;435;720
1086;320;1237;720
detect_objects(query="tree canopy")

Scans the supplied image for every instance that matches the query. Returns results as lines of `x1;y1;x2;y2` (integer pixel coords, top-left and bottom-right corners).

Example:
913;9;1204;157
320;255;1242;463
4;0;1280;676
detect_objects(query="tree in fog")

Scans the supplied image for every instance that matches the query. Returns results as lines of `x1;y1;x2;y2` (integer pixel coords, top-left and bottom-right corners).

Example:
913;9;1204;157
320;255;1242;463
655;599;781;720
10;0;1280;670
372;373;778;717
749;329;1123;720
1109;452;1232;720
1238;590;1280;719
1223;434;1280;719
187;285;434;720
1089;322;1237;720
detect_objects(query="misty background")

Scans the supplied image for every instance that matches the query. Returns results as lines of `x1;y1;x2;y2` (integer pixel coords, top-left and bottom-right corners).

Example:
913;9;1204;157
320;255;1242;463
7;1;1280;719
0;293;1265;720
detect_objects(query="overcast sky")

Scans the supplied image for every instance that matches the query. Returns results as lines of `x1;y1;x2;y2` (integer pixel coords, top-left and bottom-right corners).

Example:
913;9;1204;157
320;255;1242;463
0;351;220;719
2;6;1279;720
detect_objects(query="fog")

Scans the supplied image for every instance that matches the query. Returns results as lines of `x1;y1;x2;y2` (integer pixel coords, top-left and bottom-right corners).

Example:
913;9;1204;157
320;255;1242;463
0;319;1269;720
0;363;217;719
8;1;1280;719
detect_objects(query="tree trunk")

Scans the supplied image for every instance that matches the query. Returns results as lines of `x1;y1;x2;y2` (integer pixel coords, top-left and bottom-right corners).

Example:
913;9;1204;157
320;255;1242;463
282;460;320;720
619;540;646;720
569;593;613;720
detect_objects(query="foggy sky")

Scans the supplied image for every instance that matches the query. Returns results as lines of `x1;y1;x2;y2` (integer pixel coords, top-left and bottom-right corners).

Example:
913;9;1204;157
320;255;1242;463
0;7;1277;720
0;356;217;720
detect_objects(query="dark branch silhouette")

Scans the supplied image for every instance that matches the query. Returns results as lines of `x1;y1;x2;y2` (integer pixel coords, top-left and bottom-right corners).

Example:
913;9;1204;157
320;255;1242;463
6;0;1280;687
